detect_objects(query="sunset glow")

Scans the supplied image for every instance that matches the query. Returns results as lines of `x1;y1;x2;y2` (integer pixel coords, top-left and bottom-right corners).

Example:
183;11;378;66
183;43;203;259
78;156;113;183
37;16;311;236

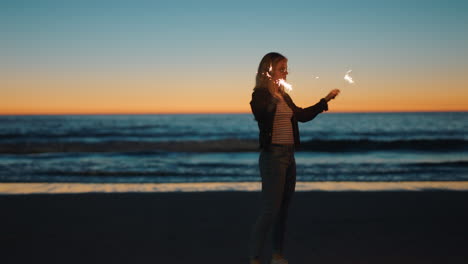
1;1;467;115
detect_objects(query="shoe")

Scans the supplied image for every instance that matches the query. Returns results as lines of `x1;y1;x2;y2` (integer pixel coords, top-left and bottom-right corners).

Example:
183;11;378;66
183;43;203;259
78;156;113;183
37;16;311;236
270;256;288;264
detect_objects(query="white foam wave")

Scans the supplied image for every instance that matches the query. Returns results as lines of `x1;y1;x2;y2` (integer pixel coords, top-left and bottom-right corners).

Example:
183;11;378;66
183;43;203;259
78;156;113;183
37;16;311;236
1;181;468;195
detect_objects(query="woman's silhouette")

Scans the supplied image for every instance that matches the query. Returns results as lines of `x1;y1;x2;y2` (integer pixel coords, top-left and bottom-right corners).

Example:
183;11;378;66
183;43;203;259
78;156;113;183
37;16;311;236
248;52;340;264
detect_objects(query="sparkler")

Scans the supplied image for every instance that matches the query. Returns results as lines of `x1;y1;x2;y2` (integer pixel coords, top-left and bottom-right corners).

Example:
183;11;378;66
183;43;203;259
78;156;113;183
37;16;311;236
344;70;354;84
269;64;294;92
261;64;294;92
278;79;293;92
260;65;351;93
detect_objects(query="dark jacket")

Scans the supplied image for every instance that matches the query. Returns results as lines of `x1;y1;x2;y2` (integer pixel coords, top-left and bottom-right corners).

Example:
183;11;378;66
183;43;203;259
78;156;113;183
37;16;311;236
249;87;328;150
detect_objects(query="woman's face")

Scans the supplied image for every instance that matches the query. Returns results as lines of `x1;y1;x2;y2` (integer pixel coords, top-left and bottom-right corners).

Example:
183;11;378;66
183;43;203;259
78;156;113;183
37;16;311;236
272;59;288;81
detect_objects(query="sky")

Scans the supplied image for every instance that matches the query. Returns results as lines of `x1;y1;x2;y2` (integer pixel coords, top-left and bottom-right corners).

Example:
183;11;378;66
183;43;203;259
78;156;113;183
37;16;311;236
1;0;468;114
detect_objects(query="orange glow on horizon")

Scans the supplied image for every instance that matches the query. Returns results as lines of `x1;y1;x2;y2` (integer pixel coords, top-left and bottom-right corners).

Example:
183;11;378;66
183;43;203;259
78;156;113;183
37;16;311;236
1;105;467;116
2;69;468;115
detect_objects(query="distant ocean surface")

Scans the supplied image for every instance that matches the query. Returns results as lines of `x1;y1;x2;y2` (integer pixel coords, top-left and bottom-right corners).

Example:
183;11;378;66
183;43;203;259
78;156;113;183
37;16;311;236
1;112;467;183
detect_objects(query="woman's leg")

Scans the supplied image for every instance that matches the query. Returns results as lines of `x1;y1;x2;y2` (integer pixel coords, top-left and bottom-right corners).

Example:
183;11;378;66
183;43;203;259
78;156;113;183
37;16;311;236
249;147;290;259
272;153;296;256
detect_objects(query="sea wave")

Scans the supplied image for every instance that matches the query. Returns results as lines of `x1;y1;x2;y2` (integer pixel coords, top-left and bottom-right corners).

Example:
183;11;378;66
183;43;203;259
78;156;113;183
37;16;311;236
300;139;468;152
1;138;467;154
407;161;468;167
0;131;242;141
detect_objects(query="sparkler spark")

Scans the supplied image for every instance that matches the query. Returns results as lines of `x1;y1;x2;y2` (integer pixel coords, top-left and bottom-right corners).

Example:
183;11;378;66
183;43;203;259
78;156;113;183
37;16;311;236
264;65;273;78
344;70;354;84
259;64;293;92
277;79;293;92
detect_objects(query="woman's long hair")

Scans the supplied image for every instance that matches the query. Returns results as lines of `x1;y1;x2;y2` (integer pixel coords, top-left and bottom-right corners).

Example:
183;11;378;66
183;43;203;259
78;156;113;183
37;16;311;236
254;52;287;98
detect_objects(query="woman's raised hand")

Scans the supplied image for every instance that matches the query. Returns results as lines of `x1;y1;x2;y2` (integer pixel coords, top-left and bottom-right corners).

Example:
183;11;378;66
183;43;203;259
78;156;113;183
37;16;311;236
325;89;340;102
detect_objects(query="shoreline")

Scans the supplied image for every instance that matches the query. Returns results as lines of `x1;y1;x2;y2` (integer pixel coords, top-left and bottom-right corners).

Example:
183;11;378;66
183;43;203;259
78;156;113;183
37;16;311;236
2;181;468;195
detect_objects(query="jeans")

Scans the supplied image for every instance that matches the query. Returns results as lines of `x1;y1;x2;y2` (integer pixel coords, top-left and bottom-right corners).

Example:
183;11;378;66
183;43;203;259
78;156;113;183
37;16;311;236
249;144;296;259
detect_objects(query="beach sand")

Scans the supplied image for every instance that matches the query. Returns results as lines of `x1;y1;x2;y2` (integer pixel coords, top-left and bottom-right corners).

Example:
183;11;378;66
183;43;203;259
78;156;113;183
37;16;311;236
1;191;468;264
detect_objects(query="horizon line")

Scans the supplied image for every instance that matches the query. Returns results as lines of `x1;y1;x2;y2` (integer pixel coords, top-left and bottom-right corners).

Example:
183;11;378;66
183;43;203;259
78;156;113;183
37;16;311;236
1;110;468;116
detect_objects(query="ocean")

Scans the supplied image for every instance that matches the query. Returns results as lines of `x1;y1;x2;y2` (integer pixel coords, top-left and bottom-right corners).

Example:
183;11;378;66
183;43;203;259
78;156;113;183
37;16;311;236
0;112;467;183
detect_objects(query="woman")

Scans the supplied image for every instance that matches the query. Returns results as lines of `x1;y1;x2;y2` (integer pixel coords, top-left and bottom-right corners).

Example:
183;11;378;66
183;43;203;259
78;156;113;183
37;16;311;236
248;52;340;264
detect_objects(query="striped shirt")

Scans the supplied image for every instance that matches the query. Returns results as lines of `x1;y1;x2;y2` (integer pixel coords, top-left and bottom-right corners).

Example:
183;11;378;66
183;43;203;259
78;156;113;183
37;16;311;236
271;97;294;145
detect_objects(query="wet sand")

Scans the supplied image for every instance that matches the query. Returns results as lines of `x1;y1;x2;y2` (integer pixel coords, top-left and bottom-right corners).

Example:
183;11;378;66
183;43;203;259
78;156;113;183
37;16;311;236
1;191;468;264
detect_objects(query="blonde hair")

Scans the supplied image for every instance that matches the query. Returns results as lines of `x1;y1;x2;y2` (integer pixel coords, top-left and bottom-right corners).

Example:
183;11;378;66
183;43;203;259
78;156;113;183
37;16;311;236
254;52;287;99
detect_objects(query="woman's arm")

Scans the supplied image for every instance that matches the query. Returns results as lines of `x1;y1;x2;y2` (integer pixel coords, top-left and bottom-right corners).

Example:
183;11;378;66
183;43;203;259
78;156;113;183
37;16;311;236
286;96;328;122
285;89;340;122
250;89;276;121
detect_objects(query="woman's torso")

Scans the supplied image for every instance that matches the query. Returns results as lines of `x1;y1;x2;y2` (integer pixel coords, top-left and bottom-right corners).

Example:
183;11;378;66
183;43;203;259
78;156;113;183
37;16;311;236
271;96;294;145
